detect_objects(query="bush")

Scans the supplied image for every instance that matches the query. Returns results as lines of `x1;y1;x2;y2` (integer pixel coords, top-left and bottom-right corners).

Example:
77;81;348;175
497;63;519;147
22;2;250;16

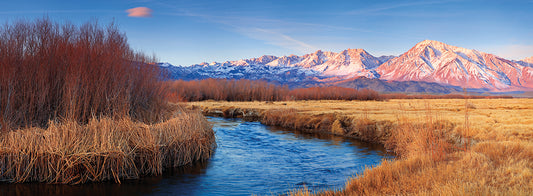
165;79;383;102
0;18;166;130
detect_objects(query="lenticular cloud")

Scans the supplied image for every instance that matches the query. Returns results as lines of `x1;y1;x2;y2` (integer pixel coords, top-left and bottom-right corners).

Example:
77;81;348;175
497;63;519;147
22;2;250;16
126;7;152;17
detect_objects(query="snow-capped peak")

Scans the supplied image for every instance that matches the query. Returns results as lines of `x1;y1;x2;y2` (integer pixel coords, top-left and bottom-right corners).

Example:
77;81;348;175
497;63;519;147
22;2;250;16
516;56;533;68
182;48;384;78
158;62;178;67
523;56;533;64
162;40;533;91
378;40;532;90
412;40;478;55
416;40;446;47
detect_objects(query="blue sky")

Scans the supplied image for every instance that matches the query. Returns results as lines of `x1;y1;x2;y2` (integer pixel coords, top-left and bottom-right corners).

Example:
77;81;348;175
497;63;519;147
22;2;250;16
1;0;532;66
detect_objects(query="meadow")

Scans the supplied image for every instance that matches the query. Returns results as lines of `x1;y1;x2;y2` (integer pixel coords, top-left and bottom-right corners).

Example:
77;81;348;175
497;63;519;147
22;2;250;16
190;99;533;195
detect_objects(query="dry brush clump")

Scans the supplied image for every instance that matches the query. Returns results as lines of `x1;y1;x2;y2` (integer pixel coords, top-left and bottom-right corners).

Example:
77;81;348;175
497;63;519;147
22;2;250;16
261;109;337;133
0;111;215;184
384;120;456;160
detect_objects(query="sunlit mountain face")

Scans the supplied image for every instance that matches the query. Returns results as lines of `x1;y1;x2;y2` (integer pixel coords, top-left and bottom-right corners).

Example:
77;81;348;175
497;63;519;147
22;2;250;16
378;40;533;91
161;40;533;92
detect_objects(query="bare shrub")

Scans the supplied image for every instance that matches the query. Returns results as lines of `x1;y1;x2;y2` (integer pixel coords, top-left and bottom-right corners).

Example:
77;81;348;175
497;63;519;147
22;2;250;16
165;79;383;102
0;18;166;130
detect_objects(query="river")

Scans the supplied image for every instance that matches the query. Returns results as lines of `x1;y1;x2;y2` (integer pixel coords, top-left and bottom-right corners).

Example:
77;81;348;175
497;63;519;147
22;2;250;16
0;117;392;196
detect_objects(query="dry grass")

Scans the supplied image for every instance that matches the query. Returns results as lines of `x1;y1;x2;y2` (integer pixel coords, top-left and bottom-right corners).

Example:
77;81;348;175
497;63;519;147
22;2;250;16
190;99;533;142
189;99;533;195
0;111;215;184
303;140;533;195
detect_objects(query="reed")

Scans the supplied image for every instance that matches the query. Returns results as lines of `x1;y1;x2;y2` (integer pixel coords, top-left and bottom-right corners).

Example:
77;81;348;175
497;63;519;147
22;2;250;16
0;111;215;184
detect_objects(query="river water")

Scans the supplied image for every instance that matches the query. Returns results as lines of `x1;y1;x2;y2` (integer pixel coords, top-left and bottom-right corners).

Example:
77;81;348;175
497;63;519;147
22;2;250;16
0;117;392;196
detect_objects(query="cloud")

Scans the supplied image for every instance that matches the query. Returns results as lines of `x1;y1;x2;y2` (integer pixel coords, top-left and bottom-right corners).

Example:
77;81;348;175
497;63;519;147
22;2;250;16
126;7;152;18
234;27;317;53
346;0;456;15
216;19;318;53
161;10;318;53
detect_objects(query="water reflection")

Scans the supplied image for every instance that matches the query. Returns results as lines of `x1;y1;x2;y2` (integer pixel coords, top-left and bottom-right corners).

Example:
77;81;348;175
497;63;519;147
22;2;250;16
0;161;211;196
0;117;392;196
265;125;391;157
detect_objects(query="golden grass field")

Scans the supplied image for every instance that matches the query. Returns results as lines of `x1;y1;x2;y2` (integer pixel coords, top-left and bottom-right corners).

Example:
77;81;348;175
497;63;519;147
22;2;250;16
189;99;533;195
191;99;533;143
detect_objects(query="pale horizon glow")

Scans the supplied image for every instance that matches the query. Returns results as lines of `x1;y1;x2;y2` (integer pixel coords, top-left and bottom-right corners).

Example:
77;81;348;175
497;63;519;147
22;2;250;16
1;0;532;66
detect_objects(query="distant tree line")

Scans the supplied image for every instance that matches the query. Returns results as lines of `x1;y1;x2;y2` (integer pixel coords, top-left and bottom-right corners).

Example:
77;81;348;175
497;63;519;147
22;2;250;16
164;79;383;102
164;79;513;102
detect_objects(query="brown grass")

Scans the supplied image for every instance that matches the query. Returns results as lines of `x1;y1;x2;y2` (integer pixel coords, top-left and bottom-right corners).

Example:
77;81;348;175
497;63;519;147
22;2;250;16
190;99;533;143
189;99;533;195
0;111;215;184
261;109;336;133
306;140;533;195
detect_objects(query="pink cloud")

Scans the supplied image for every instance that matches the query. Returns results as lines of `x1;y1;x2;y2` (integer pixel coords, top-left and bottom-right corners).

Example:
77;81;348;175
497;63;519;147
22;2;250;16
126;7;152;18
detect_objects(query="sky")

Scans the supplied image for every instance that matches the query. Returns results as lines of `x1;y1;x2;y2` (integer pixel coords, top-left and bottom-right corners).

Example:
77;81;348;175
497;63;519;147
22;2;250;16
1;0;532;66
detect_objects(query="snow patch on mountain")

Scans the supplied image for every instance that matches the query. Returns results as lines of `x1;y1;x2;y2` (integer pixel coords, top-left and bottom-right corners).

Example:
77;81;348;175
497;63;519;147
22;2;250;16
186;48;383;79
515;56;533;68
377;40;532;90
158;62;175;67
161;40;533;91
377;55;396;64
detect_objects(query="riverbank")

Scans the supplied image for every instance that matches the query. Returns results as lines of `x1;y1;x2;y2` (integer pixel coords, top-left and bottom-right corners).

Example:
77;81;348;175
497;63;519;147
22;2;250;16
0;110;216;184
188;99;533;195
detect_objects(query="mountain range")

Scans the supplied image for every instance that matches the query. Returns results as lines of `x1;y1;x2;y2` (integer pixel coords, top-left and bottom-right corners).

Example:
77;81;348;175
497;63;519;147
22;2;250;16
515;56;533;68
160;40;533;93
